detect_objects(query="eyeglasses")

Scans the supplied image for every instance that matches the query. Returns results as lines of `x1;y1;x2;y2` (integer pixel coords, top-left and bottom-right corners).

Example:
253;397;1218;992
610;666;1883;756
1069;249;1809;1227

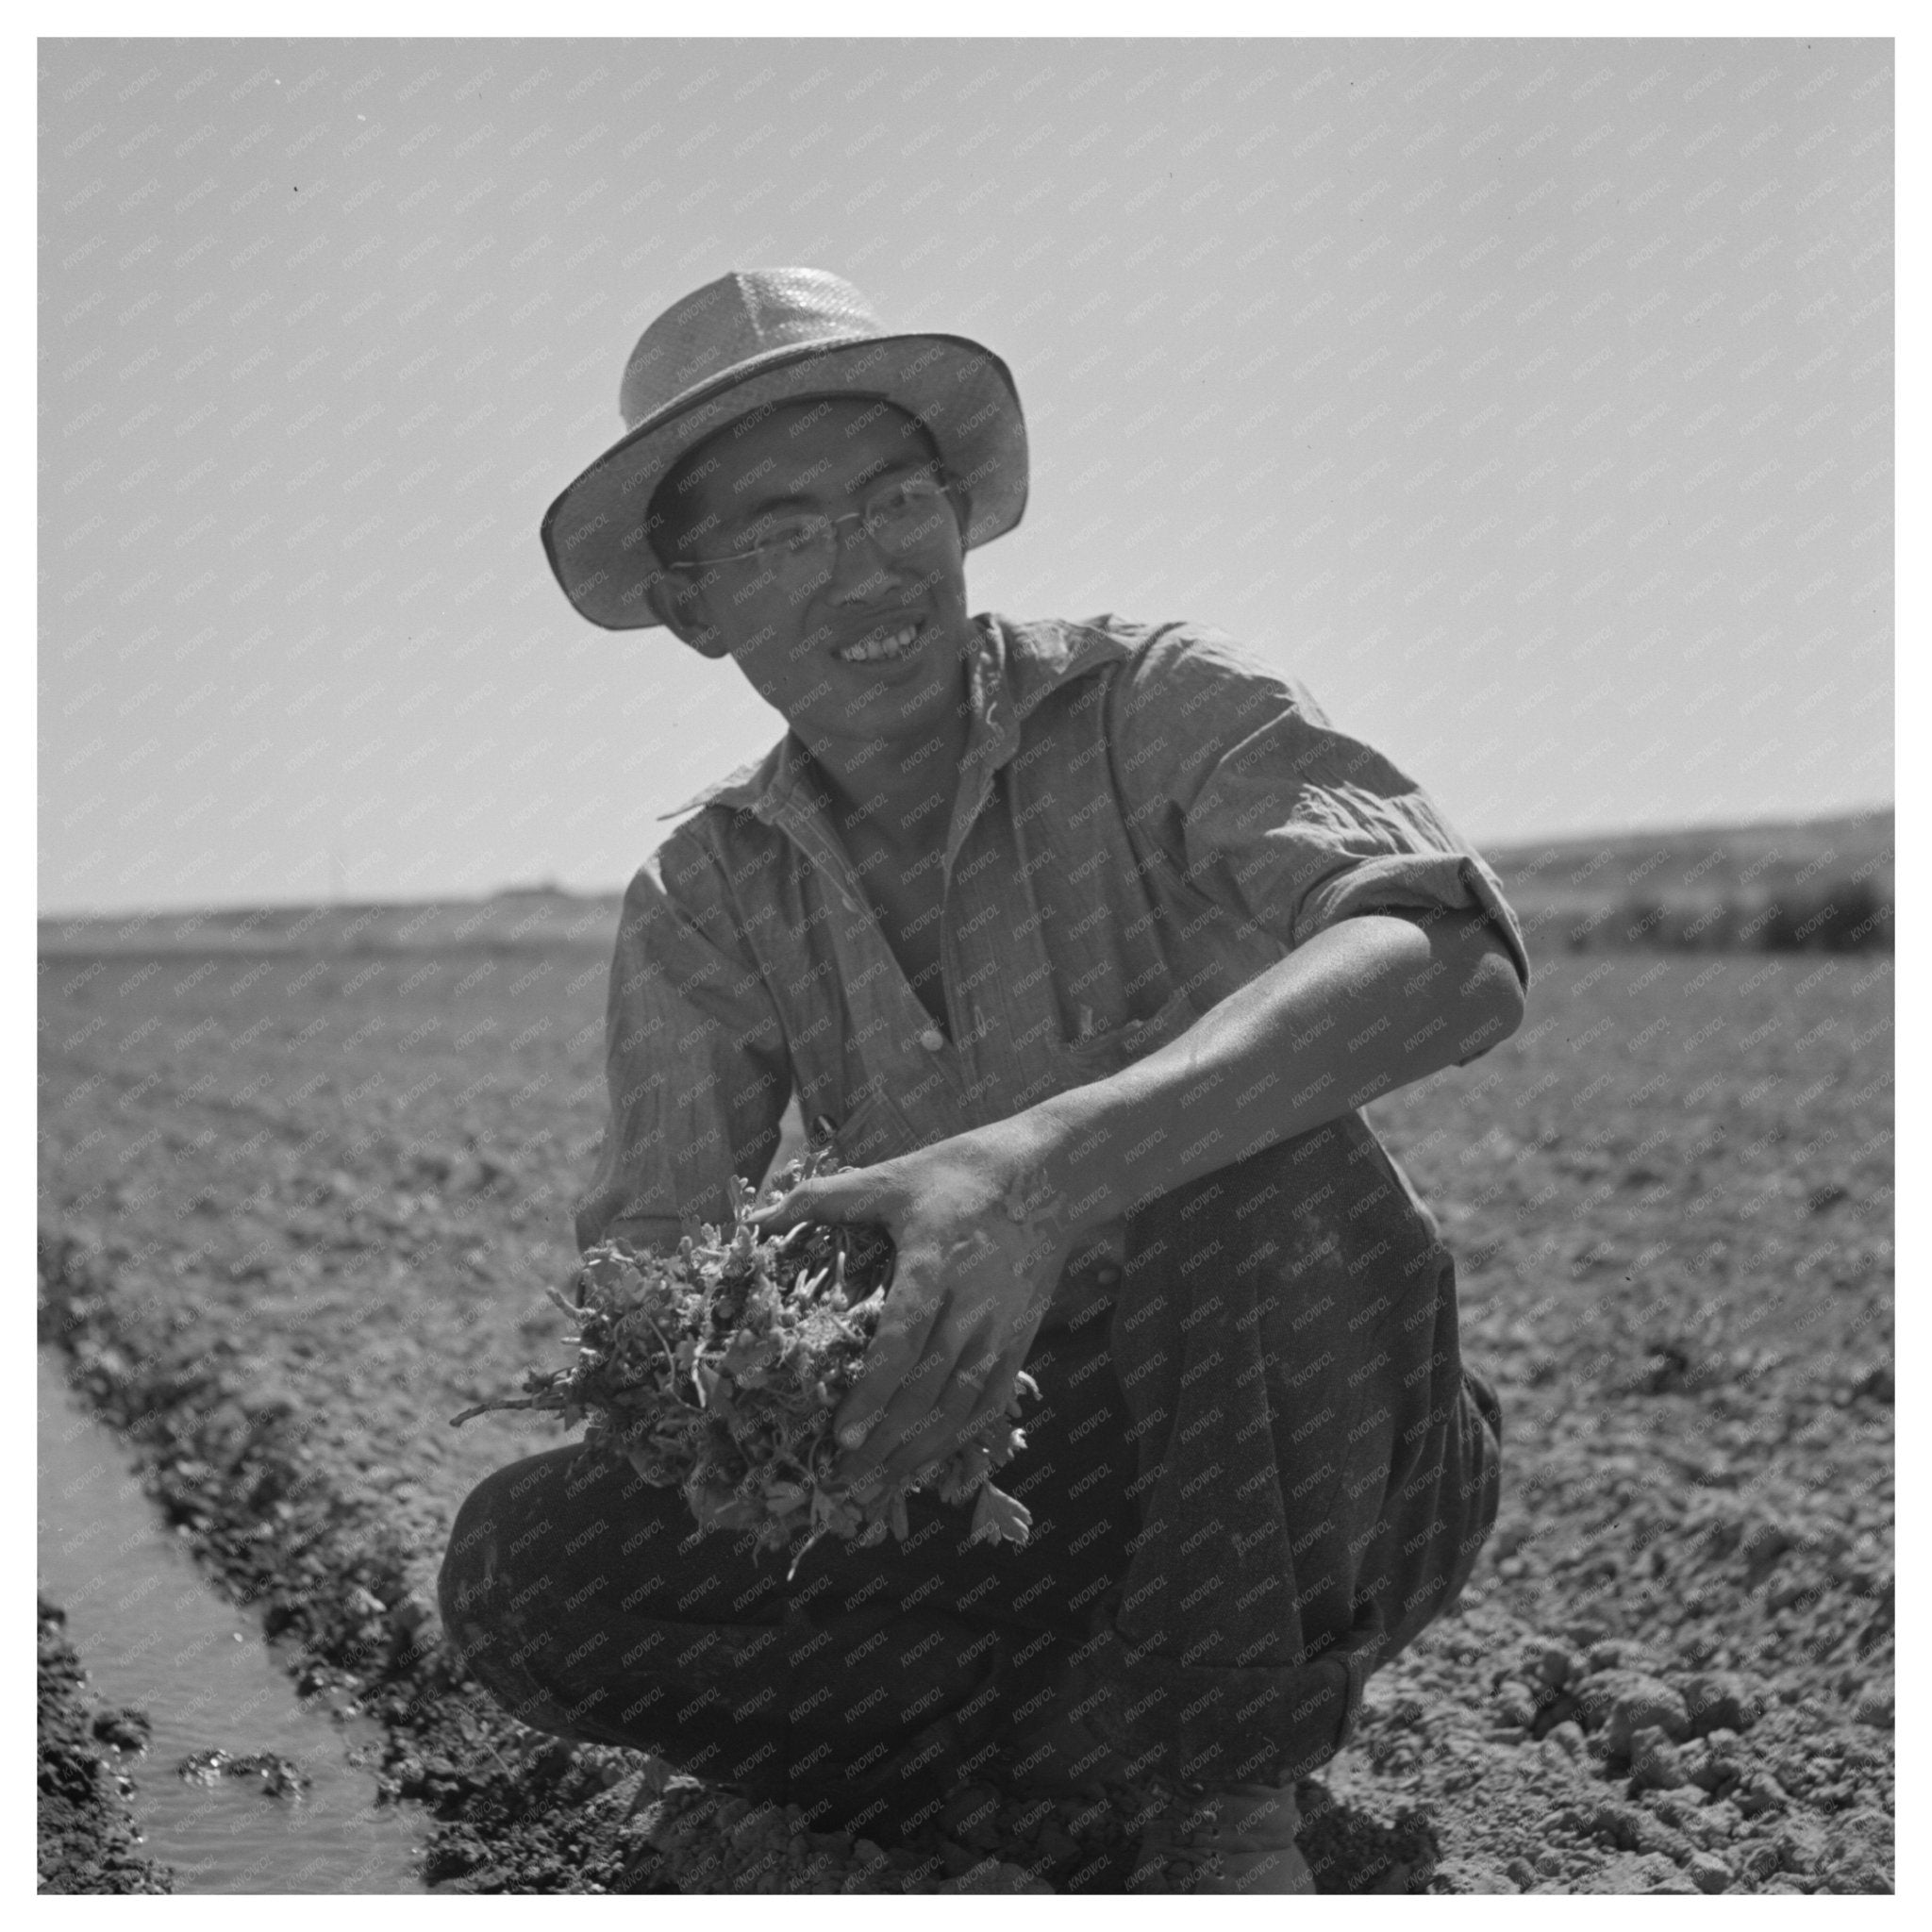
664;475;957;579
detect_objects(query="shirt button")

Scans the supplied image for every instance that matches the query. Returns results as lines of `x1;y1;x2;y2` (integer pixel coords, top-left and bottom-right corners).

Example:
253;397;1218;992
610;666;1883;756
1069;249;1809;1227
918;1025;946;1052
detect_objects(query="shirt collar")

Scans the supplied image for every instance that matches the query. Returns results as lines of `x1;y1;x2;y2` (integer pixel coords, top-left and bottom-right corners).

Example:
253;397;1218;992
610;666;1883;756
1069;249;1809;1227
655;614;1131;824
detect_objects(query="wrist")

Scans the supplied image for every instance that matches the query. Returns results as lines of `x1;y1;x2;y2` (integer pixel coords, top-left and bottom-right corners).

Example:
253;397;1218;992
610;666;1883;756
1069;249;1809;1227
1006;1086;1134;1248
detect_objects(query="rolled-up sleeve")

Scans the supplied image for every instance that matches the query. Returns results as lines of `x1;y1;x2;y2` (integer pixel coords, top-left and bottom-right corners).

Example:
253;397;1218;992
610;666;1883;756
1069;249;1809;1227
1111;625;1531;992
573;824;791;1254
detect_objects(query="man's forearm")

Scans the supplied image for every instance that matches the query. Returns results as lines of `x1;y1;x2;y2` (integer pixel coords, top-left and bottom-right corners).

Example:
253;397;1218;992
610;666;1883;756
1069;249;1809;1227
1011;911;1525;1246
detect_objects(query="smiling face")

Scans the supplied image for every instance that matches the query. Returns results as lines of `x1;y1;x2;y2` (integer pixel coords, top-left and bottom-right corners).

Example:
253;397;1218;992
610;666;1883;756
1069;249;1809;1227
645;397;977;762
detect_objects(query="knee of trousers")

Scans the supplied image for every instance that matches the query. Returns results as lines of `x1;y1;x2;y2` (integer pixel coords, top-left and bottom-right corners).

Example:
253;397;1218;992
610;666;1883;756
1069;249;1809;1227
435;1454;660;1746
1372;1372;1504;1659
434;1452;570;1691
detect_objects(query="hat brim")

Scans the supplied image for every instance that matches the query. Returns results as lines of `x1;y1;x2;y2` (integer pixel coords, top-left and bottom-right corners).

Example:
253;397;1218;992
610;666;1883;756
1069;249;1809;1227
541;332;1028;631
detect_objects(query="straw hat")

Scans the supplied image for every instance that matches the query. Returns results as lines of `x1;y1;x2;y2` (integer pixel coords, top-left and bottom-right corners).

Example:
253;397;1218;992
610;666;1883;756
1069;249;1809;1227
540;268;1029;630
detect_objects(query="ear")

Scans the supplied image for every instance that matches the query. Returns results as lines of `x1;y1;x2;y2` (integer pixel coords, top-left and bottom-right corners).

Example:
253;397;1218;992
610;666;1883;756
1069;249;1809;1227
643;570;732;659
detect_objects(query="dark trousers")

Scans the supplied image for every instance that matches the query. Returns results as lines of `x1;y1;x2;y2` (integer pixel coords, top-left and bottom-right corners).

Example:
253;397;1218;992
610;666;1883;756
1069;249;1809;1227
438;1120;1502;1812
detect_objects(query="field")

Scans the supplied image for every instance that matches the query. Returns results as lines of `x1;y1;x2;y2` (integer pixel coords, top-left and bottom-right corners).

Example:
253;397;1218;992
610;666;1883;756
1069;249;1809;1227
38;913;1893;1892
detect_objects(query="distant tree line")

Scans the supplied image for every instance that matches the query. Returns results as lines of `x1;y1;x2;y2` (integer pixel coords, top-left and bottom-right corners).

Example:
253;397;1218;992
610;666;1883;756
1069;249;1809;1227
1526;874;1893;956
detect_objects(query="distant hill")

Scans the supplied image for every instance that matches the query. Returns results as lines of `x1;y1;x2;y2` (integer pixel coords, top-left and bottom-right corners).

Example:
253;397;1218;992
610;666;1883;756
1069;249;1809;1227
37;889;625;959
1484;806;1892;896
39;808;1891;959
1483;807;1892;956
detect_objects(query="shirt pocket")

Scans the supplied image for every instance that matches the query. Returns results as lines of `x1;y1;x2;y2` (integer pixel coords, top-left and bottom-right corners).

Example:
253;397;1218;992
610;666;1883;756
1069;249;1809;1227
1057;984;1202;1083
828;1084;924;1168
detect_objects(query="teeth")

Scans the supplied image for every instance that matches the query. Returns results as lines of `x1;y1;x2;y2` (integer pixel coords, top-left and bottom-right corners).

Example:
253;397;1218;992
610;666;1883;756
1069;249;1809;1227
836;623;921;664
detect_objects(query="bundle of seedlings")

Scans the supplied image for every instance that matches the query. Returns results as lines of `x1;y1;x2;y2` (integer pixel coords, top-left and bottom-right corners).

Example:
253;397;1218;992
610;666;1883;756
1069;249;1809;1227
452;1150;1038;1577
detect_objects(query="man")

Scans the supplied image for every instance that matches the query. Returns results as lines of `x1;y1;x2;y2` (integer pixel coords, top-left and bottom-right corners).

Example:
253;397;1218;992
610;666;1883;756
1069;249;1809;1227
440;268;1524;1893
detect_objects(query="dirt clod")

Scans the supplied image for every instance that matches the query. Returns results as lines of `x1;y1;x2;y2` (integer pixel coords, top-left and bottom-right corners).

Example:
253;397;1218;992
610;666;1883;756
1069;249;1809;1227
1681;1672;1766;1737
1853;1686;1893;1730
176;1749;312;1799
91;1708;153;1753
1627;1727;1687;1792
1580;1671;1691;1755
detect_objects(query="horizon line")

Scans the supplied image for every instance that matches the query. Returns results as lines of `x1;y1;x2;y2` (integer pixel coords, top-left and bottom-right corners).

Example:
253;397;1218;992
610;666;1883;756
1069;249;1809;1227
36;799;1893;929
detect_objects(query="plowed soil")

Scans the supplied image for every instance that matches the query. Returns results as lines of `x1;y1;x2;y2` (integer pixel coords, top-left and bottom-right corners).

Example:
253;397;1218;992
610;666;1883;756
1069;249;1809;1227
37;941;1892;1892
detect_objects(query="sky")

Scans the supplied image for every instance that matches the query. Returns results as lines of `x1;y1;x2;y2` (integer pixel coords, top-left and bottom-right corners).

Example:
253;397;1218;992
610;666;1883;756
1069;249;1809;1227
38;36;1893;916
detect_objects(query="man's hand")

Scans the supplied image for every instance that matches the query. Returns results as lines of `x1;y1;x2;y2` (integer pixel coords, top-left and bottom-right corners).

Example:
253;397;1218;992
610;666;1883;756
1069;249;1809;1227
749;1122;1075;1493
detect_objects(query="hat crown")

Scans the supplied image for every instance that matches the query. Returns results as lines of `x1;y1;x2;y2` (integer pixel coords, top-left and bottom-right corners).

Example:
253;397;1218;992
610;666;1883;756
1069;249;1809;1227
618;268;885;429
543;265;1028;629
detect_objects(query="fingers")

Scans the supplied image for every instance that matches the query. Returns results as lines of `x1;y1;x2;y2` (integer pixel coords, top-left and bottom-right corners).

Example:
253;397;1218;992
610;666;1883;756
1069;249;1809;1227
751;1166;899;1232
746;1178;819;1231
831;1224;1045;1480
838;1316;1011;1487
831;1273;944;1449
960;1341;1030;1440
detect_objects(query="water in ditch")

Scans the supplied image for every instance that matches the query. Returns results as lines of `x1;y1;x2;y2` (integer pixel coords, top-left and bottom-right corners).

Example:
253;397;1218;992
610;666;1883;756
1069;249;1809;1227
38;1349;432;1892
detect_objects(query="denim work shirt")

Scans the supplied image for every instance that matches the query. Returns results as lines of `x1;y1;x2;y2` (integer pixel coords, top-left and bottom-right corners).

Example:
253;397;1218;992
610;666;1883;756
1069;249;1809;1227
575;613;1530;1329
